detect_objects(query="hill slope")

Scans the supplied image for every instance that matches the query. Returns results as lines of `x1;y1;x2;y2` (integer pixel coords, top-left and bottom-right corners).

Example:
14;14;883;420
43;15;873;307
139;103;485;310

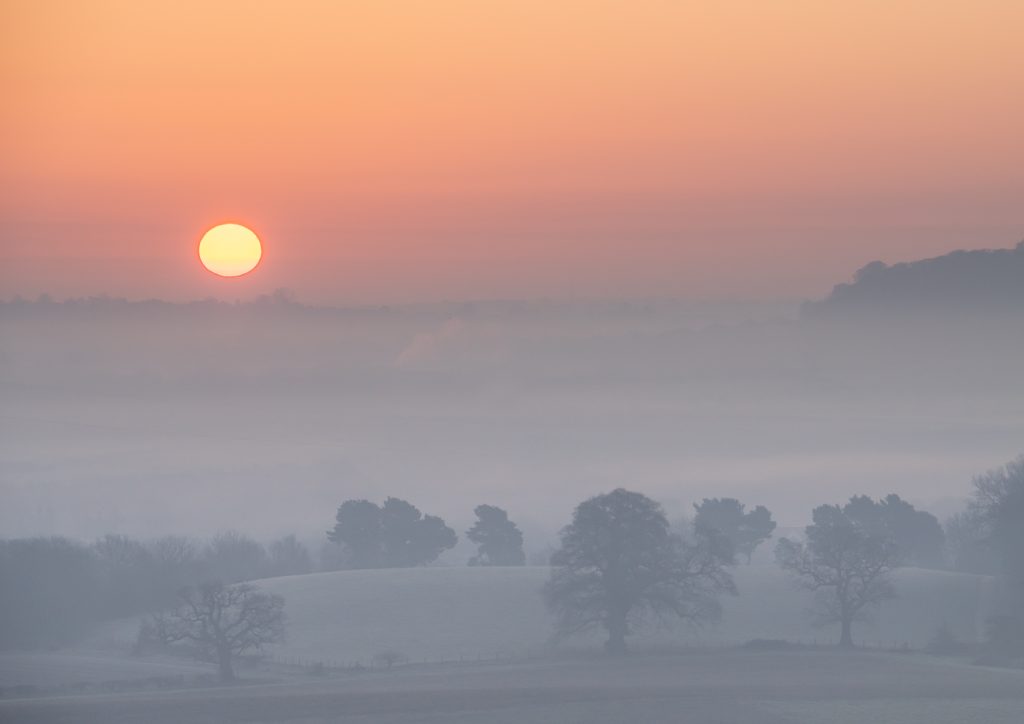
254;565;998;665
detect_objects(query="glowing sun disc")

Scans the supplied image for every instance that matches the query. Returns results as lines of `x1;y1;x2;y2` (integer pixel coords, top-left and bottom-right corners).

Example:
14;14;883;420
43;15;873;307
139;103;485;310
198;223;262;277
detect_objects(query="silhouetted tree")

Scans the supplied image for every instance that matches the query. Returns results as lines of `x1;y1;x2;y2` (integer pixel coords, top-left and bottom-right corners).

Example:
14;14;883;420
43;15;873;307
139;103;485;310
693;498;776;564
146;582;285;682
466;504;526;566
844;494;945;568
327;497;457;568
379;497;456;567
327;500;383;568
969;455;1024;652
266;535;312;578
776;502;900;648
545;489;735;655
969;455;1024;583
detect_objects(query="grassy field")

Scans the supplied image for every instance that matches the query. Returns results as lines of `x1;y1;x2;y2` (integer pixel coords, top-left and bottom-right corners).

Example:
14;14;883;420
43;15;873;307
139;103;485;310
54;563;999;674
2;649;1022;723
0;650;215;695
1;565;1014;723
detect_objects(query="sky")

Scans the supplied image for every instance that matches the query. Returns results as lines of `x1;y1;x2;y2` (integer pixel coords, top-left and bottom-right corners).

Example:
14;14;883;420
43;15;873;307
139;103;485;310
2;0;1022;304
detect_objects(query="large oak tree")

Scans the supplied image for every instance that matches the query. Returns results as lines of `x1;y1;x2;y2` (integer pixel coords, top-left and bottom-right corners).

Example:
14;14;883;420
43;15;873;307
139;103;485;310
545;488;735;654
147;582;285;682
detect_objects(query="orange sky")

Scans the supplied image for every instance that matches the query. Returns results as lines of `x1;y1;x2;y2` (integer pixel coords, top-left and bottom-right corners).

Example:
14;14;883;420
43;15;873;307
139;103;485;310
2;0;1022;303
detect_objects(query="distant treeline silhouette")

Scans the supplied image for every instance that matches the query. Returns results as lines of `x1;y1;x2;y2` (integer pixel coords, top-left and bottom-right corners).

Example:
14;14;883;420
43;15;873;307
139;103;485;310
2;457;1021;656
803;241;1024;318
0;532;310;649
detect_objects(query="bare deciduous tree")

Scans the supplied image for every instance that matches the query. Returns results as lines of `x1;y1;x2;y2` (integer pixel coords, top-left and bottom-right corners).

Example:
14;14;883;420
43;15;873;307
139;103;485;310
971;454;1024;583
146;582;285;682
776;503;900;648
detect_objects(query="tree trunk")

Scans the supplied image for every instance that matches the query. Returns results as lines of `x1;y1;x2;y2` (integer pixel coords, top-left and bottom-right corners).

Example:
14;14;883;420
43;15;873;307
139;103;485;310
838;617;854;649
217;646;236;683
605;611;628;655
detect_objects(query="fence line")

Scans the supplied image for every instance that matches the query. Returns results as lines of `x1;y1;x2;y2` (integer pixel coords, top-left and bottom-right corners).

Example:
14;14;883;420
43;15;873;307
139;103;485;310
260;636;923;674
116;634;924;678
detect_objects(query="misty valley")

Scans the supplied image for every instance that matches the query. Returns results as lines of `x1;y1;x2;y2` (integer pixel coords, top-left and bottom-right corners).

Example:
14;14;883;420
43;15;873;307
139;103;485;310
5;1;1024;718
2;245;1024;723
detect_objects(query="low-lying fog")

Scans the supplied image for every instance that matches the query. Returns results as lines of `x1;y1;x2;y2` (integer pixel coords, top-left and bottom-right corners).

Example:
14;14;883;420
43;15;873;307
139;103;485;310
3;249;1022;547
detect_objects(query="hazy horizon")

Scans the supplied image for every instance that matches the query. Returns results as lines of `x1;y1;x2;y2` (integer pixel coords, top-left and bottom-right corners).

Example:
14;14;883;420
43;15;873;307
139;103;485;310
4;246;1022;543
4;4;1024;722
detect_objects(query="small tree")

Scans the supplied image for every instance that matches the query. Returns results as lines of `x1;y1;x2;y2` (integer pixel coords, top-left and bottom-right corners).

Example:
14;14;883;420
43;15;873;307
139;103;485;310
466;504;526;566
545;489;735;655
693;498;777;564
149;582;285;682
775;502;899;648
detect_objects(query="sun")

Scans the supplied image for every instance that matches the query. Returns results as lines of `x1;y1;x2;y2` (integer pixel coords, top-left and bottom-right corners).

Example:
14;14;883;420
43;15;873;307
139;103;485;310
198;223;262;277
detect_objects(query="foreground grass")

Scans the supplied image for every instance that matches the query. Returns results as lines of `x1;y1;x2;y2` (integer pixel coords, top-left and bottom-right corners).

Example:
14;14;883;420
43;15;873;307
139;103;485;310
2;649;1022;724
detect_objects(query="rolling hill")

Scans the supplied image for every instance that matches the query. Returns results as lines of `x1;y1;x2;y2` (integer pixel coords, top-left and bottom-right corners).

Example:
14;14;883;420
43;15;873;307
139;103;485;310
10;563;1002;690
247;564;999;666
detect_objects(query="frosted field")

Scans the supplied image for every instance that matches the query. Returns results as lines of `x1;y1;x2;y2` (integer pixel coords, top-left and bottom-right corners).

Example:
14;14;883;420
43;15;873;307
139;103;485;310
1;565;1017;723
2;563;1000;691
253;565;996;665
0;650;213;691
3;650;1022;724
49;563;1000;673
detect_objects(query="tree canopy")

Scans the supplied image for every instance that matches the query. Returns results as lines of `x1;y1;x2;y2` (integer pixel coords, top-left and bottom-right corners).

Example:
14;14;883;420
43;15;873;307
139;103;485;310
145;582;285;682
692;498;776;564
466;504;526;566
776;501;900;648
327;497;457;568
843;494;945;568
969;455;1024;584
545;488;735;654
